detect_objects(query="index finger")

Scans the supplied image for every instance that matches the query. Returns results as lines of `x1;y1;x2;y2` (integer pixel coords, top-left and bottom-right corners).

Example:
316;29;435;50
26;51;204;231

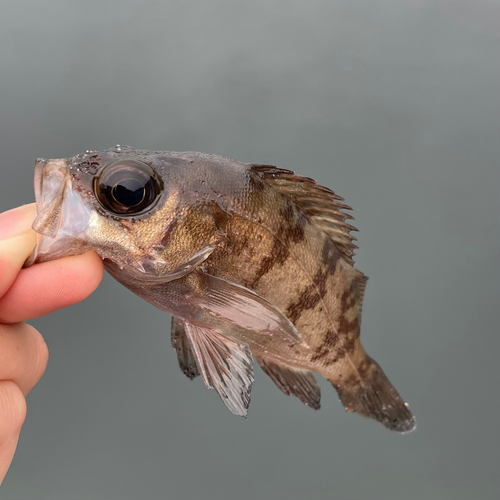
0;205;104;323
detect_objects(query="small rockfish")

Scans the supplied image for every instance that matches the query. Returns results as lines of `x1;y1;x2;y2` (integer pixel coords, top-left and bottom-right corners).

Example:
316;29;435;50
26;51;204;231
26;146;415;432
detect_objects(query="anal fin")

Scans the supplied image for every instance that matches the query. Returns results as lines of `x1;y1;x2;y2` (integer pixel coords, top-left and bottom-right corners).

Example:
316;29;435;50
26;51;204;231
258;358;321;410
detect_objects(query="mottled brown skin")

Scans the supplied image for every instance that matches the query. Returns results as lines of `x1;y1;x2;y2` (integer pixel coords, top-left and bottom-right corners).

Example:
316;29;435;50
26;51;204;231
200;171;367;388
29;146;415;431
143;159;414;431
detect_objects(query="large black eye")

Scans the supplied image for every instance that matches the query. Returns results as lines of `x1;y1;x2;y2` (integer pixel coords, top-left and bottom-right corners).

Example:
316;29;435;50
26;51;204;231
94;160;162;215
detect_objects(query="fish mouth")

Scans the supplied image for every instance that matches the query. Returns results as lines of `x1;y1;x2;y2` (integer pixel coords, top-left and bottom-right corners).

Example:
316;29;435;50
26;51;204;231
32;158;69;238
25;158;92;267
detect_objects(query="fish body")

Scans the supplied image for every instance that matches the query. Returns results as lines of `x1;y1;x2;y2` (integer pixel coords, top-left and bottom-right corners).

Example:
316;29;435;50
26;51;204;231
27;146;415;432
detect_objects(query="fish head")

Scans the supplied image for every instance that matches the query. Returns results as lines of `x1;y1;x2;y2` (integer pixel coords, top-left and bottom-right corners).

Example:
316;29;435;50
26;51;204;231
25;146;217;278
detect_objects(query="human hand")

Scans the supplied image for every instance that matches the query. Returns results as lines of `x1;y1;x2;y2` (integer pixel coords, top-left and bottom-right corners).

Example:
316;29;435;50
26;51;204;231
0;204;104;485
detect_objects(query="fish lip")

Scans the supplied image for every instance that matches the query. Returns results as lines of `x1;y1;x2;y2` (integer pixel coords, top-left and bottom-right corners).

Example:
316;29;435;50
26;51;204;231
25;158;69;267
31;158;70;238
33;158;47;214
25;158;92;268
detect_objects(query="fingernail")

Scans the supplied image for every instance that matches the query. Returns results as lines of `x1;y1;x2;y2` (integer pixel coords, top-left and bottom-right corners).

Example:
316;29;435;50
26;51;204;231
0;205;37;240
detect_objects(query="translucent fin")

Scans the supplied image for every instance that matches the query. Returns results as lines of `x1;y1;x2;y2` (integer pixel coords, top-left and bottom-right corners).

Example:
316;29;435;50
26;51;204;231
184;323;254;417
171;317;199;380
196;271;302;344
333;356;416;433
251;164;358;264
258;358;321;410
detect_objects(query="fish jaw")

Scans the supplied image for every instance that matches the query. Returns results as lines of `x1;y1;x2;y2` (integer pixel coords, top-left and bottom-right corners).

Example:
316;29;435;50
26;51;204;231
25;158;93;267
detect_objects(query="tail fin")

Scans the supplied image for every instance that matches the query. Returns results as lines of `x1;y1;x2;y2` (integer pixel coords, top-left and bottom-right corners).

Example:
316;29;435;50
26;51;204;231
332;356;416;433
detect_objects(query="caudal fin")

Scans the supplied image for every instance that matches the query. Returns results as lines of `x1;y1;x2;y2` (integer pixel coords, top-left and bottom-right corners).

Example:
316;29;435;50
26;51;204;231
332;356;416;433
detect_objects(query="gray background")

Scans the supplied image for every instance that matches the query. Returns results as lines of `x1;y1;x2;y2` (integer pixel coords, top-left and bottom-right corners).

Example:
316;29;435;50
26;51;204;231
1;0;499;499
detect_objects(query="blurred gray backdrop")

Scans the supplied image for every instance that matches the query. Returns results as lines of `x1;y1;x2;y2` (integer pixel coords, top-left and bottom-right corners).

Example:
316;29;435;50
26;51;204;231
1;1;499;499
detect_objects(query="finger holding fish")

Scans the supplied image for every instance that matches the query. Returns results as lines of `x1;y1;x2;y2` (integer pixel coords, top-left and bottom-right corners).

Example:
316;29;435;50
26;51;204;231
0;205;37;298
0;252;103;324
0;204;102;393
0;203;105;487
0;205;104;323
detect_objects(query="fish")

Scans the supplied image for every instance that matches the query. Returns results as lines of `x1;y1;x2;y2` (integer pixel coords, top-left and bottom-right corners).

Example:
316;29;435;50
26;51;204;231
25;145;416;432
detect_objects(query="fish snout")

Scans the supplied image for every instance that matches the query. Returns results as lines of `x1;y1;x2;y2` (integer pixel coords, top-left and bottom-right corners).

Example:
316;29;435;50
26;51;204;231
25;158;93;267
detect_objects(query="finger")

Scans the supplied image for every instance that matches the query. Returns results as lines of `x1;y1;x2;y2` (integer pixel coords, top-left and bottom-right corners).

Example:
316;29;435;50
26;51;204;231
0;205;37;299
0;251;104;324
0;381;26;485
0;323;49;396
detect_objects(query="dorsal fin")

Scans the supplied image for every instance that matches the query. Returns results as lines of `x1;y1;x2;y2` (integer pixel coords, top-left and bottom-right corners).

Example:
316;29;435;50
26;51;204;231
251;164;359;265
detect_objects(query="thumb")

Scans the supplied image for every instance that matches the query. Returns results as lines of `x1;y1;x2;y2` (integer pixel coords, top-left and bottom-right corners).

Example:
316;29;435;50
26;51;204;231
0;205;37;299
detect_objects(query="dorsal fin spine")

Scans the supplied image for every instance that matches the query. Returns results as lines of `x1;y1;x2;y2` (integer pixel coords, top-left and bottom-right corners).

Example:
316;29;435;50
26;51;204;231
250;163;359;265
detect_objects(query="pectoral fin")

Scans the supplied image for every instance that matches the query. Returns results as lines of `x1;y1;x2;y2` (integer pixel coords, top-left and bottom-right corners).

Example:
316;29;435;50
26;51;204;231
171;317;199;380
194;271;302;345
184;322;254;417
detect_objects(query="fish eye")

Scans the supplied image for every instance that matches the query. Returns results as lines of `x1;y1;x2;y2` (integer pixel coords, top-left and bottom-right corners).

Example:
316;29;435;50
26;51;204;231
94;160;162;215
